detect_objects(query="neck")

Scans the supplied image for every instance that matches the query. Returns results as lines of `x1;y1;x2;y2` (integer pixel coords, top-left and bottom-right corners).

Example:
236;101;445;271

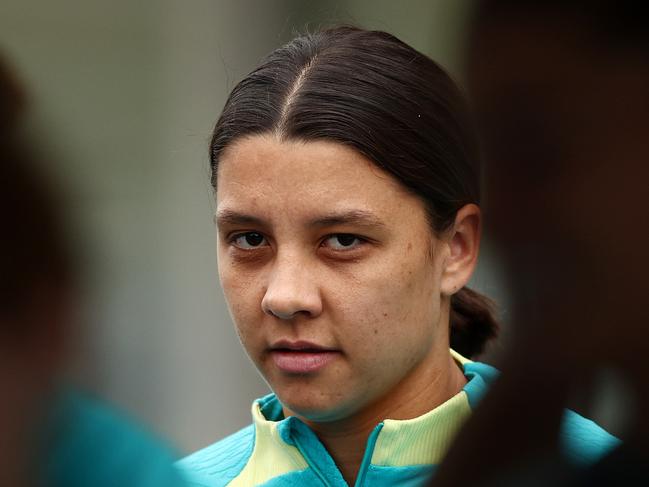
287;348;466;486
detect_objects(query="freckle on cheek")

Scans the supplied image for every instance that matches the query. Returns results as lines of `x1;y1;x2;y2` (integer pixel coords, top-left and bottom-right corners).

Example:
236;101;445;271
374;328;378;335
382;313;388;317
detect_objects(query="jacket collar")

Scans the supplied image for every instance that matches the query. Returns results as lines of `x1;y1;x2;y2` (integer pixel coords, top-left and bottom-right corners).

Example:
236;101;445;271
251;350;492;470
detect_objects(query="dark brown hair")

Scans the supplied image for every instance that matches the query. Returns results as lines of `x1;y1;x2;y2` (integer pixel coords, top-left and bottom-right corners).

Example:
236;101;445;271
0;56;71;325
209;26;498;358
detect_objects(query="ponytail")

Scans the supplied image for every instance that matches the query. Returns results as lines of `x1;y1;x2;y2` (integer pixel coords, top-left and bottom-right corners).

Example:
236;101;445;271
450;286;499;359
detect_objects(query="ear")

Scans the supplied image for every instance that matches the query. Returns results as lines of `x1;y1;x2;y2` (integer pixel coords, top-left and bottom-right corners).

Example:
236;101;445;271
440;204;482;296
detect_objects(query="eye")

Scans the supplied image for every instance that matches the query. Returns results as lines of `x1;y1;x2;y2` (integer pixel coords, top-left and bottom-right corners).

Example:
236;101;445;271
231;232;268;249
322;234;364;251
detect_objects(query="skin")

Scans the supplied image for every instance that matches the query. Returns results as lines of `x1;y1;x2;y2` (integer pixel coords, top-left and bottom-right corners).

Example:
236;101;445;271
215;135;480;484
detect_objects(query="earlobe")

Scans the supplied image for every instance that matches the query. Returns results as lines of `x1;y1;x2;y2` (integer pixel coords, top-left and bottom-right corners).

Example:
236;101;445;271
440;204;482;296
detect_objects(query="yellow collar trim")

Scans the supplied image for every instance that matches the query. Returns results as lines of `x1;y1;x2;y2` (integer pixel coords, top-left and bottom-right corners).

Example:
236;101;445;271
370;349;473;467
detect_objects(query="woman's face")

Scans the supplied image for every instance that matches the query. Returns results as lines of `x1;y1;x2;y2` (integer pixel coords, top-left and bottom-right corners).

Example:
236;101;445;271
215;135;454;421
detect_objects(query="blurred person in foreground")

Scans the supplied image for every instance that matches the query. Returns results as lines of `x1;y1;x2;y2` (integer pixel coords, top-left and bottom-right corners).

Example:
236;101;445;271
0;57;188;486
431;1;648;485
177;26;617;486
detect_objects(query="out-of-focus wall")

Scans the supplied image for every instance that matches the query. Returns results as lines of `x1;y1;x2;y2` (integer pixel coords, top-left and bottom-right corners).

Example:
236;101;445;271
1;0;505;453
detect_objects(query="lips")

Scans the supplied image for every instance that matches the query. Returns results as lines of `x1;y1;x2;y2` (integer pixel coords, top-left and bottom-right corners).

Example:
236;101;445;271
268;340;340;374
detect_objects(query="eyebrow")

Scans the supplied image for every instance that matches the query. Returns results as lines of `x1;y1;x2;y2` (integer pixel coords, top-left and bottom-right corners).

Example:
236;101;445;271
215;209;265;227
215;209;385;229
308;210;386;229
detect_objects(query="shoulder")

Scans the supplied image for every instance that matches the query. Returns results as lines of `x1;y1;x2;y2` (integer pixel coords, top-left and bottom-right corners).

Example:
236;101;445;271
176;424;256;487
43;390;188;487
560;409;621;467
457;355;620;467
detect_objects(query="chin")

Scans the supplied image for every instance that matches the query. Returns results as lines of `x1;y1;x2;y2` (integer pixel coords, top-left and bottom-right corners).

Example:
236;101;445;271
275;386;359;423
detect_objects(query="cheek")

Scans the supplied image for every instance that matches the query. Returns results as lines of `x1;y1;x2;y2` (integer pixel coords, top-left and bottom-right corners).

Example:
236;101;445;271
372;252;439;323
218;263;264;342
331;249;440;358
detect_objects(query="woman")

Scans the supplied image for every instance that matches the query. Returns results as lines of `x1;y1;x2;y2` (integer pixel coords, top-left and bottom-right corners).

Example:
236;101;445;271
178;27;616;486
0;56;189;487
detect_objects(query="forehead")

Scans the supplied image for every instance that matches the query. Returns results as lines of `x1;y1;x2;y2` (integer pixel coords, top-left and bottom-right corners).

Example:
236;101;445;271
215;135;418;219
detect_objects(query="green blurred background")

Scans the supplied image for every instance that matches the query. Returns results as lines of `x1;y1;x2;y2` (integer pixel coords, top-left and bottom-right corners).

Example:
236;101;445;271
1;0;526;453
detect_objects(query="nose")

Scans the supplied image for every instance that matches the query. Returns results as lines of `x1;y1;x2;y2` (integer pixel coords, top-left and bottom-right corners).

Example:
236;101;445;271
261;254;323;320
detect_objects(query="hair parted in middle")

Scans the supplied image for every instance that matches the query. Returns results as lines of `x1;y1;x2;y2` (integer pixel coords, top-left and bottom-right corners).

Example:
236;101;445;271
209;26;498;358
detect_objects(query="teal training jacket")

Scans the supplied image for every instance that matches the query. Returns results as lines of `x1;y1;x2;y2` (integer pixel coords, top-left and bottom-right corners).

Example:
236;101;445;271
41;390;189;486
177;350;619;486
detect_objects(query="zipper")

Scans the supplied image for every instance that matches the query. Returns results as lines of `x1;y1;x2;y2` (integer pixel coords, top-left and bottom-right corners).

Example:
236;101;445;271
289;420;384;487
353;423;384;487
293;436;336;487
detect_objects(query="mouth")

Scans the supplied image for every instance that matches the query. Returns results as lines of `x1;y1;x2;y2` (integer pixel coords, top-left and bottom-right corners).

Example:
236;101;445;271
268;340;340;374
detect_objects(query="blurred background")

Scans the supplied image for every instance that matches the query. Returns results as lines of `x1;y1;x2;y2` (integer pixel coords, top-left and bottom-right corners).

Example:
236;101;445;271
1;0;513;454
